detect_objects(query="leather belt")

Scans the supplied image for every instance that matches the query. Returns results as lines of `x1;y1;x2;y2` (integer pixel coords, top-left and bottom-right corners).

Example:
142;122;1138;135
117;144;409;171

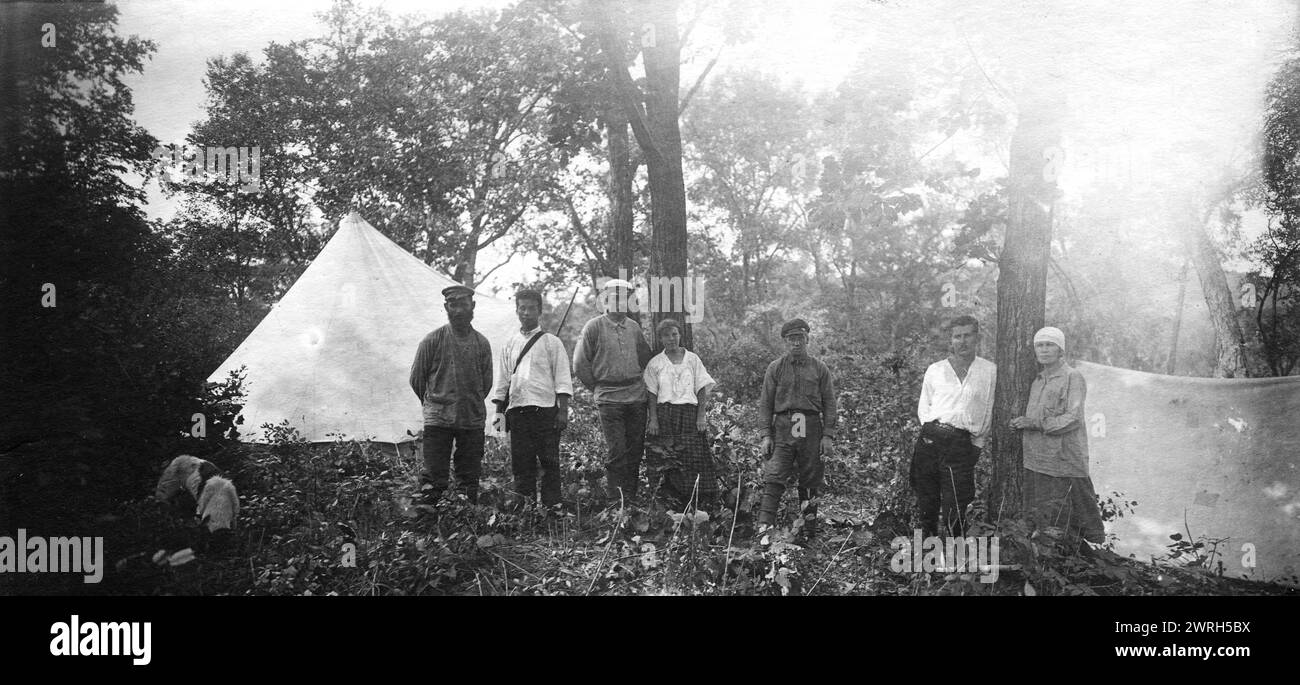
507;405;554;414
600;377;641;388
926;420;970;437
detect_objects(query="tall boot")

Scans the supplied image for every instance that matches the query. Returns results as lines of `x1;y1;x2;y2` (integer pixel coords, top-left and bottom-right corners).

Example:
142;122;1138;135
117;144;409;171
798;487;819;540
758;482;785;526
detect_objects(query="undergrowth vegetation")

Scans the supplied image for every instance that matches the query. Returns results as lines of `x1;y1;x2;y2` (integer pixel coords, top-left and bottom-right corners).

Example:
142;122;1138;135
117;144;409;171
88;351;1294;597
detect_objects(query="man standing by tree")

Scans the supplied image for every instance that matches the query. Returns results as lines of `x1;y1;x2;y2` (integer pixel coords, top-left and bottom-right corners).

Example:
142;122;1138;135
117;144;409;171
757;319;837;541
573;279;653;505
409;285;494;504
491;289;573;512
913;315;996;538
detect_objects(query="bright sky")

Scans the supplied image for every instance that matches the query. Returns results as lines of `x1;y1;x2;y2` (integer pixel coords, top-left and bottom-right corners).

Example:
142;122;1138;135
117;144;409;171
113;0;1297;290
118;0;511;146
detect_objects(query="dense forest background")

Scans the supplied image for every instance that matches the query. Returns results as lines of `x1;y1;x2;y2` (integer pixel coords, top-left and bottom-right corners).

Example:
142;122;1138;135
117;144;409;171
2;0;1298;596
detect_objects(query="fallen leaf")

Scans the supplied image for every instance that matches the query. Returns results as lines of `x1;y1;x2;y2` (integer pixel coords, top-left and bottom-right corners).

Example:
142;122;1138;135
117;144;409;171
640;543;659;569
1024;581;1037;596
775;568;792;595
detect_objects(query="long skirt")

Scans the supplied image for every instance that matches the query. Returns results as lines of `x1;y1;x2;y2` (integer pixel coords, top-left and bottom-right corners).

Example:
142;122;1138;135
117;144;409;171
1022;467;1106;544
645;403;718;507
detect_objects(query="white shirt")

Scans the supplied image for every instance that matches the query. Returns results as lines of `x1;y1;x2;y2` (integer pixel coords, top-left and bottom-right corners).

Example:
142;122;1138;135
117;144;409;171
643;350;715;405
917;356;996;447
490;327;573;410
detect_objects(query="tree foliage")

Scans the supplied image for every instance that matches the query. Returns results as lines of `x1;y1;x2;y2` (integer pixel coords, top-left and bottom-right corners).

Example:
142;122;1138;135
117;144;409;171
684;70;811;314
0;4;236;513
1254;48;1300;376
178;0;585;287
807;48;1001;349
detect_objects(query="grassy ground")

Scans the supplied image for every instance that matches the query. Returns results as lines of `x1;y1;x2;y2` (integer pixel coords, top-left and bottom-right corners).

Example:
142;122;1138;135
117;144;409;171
3;388;1293;598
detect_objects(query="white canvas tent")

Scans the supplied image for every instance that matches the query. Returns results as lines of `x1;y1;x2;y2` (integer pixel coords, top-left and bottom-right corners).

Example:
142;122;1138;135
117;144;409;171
208;212;519;443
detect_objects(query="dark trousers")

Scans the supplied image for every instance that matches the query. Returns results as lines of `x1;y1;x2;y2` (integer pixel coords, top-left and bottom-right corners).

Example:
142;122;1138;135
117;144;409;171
910;423;979;538
597;402;646;501
759;413;825;526
421;424;485;503
508;406;561;507
1022;467;1106;544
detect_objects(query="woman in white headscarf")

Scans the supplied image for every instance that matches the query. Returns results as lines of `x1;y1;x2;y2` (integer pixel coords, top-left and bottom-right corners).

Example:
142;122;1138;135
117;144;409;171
1010;327;1105;546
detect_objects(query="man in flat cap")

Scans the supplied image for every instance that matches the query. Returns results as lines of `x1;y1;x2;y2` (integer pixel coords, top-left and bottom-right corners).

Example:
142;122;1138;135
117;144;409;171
756;318;837;540
490;289;573;512
409;284;494;504
573;278;653;504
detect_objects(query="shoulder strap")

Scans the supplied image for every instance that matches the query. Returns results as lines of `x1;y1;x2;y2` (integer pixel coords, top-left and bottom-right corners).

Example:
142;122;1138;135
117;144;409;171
511;331;545;375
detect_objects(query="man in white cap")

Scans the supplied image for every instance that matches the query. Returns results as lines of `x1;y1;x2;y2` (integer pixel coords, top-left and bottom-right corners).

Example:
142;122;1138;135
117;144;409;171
1010;326;1105;546
573;278;653;503
913;315;996;538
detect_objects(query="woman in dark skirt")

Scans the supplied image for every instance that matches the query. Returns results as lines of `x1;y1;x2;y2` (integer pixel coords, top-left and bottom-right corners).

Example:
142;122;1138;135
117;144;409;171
644;318;718;509
1010;326;1106;547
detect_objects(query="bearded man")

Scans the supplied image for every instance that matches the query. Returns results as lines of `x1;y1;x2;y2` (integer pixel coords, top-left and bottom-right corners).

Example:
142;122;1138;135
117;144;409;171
409;284;494;504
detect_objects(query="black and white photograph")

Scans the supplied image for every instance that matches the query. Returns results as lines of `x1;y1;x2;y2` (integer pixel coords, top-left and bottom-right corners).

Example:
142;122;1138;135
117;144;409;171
2;0;1297;652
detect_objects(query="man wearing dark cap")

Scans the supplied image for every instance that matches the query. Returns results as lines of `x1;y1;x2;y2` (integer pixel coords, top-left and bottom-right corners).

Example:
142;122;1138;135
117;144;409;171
573;278;654;504
490;289;573;511
409;284;494;504
756;318;837;540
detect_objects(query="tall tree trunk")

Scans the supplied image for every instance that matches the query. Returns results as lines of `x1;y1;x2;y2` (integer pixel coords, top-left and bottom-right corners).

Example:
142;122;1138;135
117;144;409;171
811;240;827;296
1184;216;1249;377
990;82;1065;520
741;250;751;307
639;0;691;348
595;0;691;347
1166;260;1189;374
454;226;480;287
605;107;635;278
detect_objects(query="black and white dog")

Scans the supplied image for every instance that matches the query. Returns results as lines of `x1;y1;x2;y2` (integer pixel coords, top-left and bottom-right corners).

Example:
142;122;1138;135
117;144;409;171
155;455;239;533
